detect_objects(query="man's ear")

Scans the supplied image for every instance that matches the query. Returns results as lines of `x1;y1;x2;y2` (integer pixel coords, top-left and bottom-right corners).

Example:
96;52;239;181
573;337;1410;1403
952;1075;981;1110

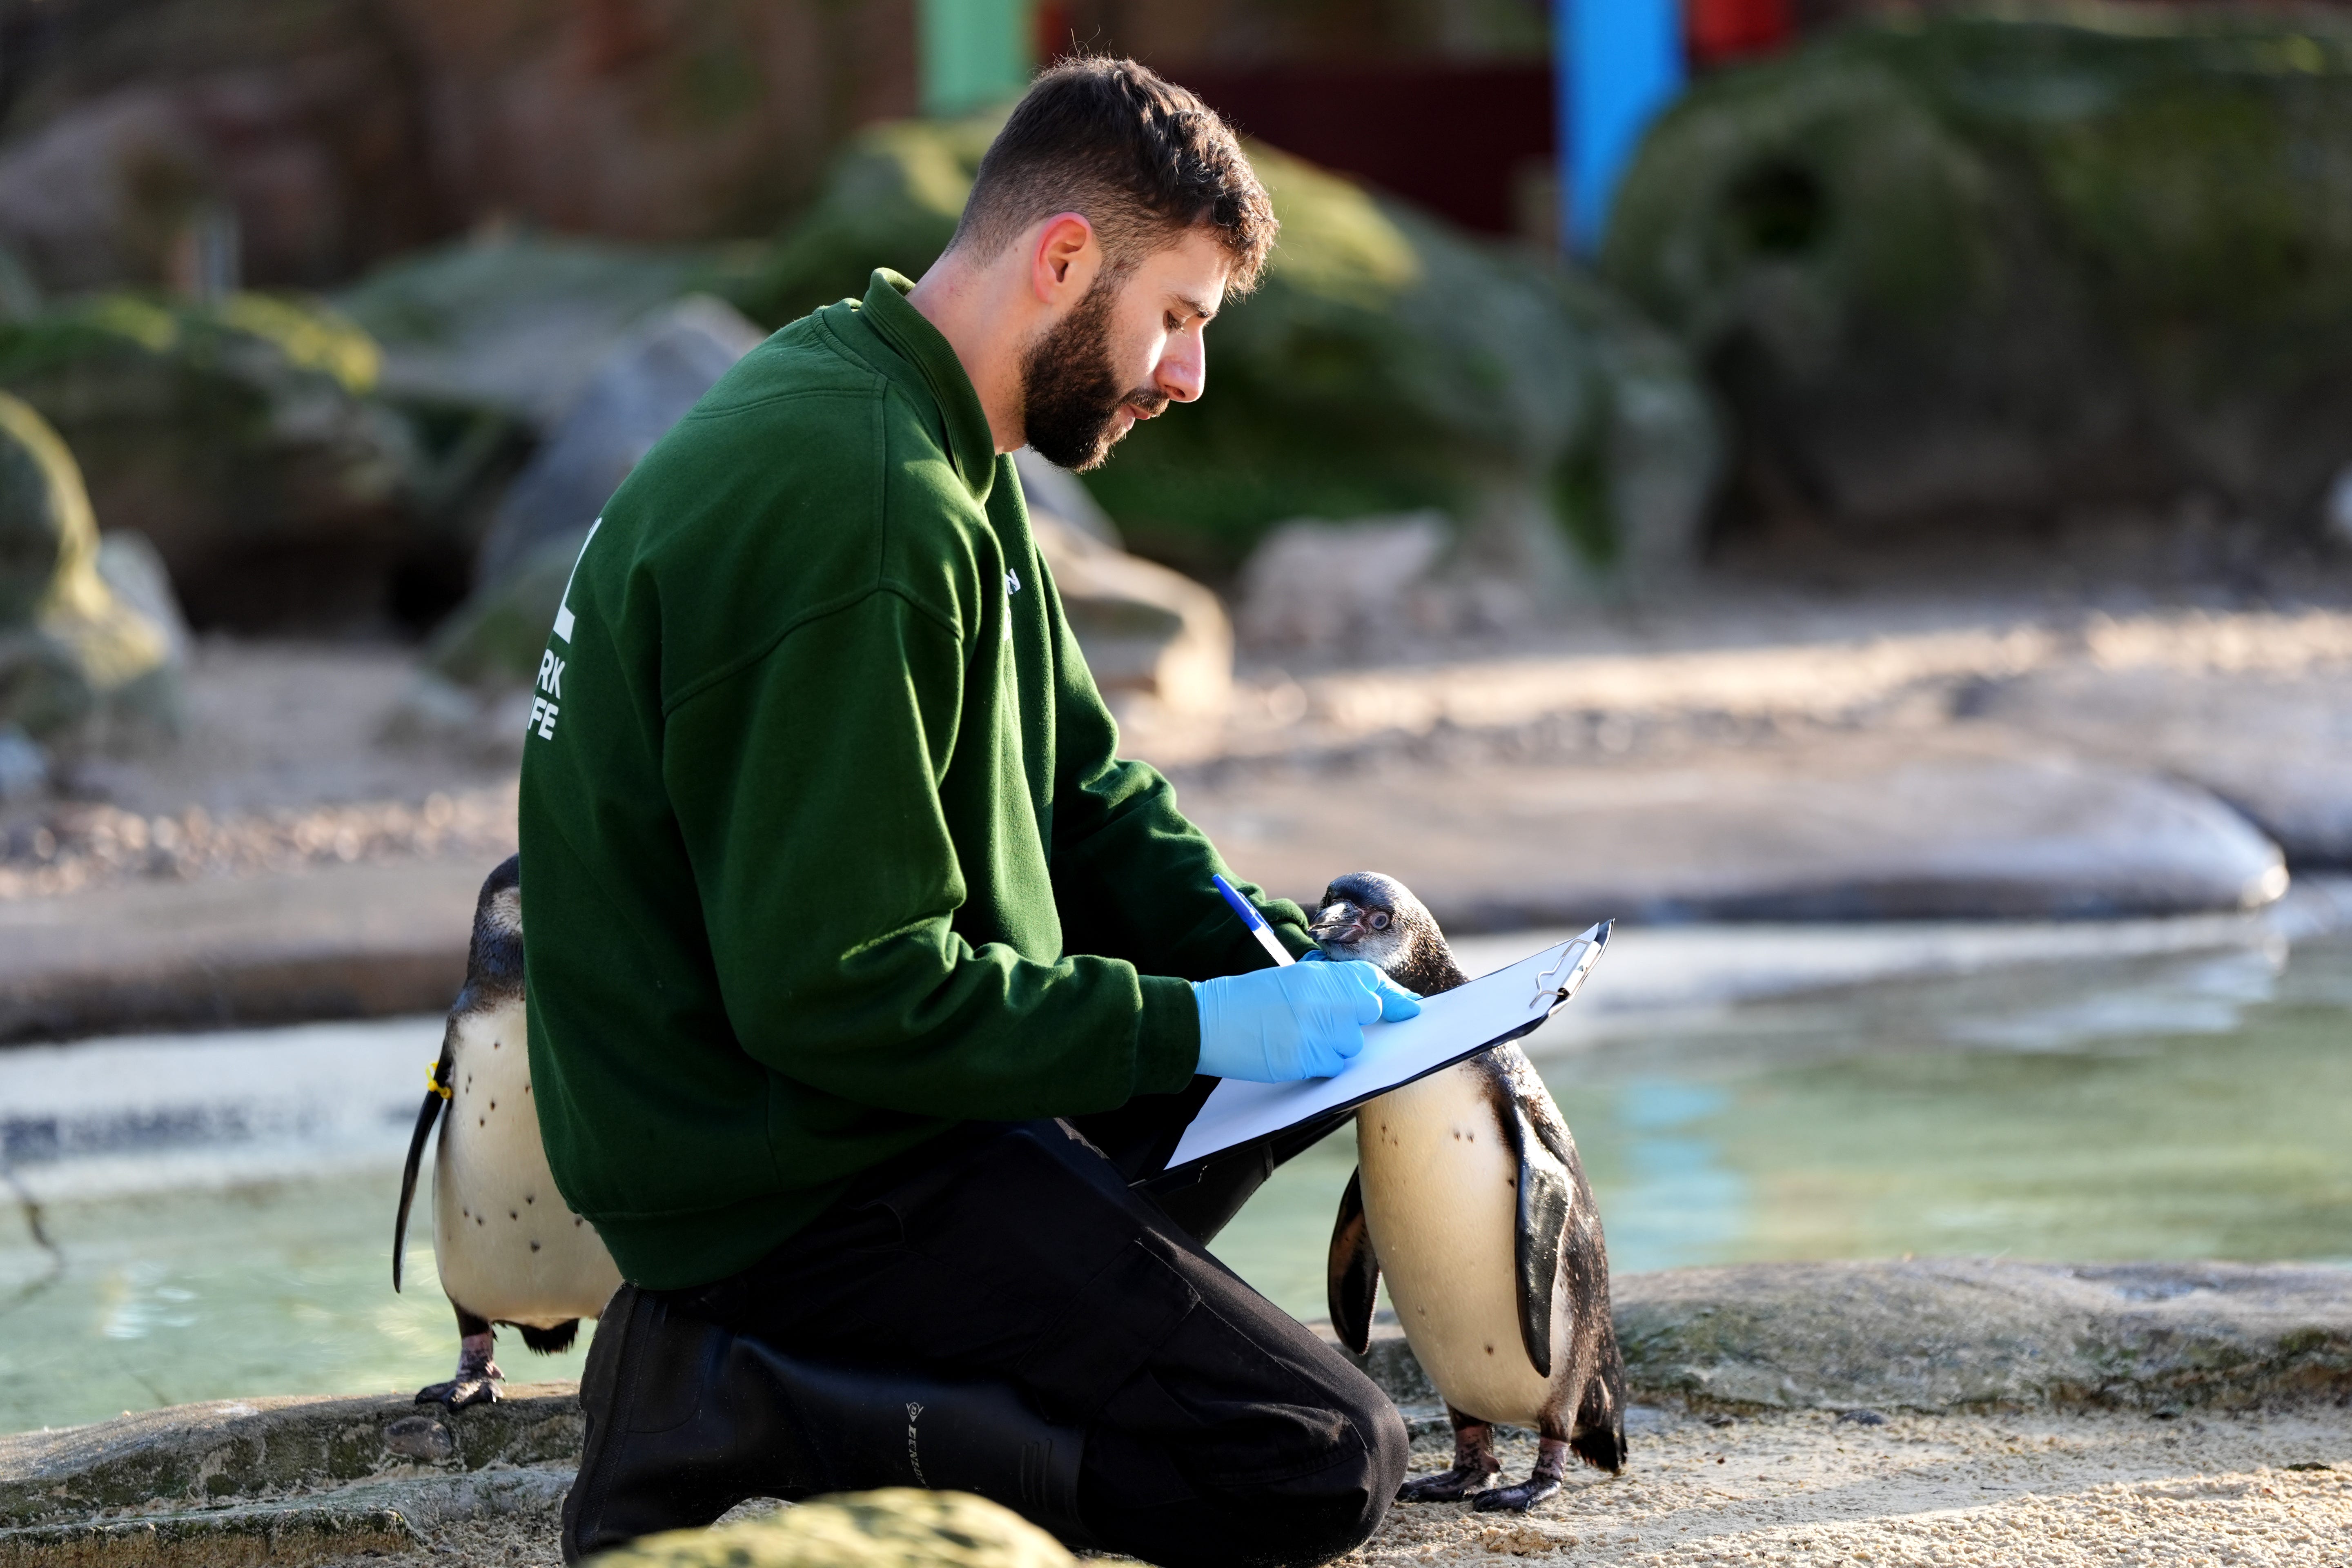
1030;213;1098;304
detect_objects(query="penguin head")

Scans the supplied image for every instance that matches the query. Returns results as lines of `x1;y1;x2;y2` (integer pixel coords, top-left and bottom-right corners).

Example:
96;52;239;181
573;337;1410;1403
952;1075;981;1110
1310;871;1467;995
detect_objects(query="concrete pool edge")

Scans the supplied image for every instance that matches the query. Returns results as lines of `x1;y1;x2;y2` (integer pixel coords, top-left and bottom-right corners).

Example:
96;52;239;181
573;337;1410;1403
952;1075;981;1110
1332;1258;2352;1421
6;1260;2346;1539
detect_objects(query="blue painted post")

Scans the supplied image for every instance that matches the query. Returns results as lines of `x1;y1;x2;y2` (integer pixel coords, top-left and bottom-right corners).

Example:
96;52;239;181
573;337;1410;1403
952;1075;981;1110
1557;0;1686;256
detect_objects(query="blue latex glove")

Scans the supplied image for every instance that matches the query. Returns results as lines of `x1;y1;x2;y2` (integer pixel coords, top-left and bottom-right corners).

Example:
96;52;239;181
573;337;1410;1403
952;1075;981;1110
1193;961;1423;1082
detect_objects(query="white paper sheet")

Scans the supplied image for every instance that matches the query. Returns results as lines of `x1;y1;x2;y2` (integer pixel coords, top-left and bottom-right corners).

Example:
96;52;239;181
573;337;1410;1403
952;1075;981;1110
1164;922;1611;1171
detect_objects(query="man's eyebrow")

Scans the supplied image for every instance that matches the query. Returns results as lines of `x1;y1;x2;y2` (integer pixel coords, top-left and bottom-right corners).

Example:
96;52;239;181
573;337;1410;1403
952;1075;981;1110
1170;292;1217;323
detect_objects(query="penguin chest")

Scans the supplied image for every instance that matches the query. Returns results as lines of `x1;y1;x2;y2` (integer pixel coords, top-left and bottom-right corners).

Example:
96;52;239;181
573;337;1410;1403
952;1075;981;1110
432;1002;620;1325
1356;1063;1554;1428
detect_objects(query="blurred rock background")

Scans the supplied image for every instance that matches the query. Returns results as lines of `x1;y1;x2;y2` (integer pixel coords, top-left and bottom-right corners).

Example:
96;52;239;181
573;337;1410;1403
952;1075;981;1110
0;0;2344;945
1607;7;2352;579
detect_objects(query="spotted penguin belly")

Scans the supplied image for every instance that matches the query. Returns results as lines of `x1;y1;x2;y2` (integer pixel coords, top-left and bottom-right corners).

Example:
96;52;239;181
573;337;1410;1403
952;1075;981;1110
432;1003;620;1325
1356;1061;1555;1429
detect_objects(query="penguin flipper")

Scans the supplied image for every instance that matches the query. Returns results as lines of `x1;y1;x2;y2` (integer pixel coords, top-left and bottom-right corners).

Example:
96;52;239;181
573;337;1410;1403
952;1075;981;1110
1326;1166;1381;1355
1506;1097;1572;1381
392;1036;454;1292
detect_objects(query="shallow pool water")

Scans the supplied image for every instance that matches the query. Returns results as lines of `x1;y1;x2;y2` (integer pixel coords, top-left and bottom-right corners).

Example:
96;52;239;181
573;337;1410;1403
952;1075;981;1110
1211;936;2352;1318
4;931;2348;1435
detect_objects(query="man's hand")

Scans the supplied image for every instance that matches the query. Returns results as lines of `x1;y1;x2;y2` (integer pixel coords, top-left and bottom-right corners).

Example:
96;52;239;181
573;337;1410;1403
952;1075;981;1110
1192;962;1423;1082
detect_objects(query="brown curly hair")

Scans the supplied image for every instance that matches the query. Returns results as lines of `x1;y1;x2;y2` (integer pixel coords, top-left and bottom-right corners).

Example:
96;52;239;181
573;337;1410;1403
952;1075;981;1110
950;57;1278;294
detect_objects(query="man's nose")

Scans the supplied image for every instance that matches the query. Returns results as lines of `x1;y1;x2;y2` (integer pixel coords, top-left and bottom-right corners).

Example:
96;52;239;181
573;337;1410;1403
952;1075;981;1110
1156;332;1205;404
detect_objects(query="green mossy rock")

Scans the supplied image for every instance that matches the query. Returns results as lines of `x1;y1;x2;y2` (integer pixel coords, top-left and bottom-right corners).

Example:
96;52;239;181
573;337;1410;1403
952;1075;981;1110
425;522;588;688
591;1490;1074;1568
0;392;180;747
728;118;1718;590
729;120;1000;331
1604;7;2352;537
337;237;744;429
0;292;415;629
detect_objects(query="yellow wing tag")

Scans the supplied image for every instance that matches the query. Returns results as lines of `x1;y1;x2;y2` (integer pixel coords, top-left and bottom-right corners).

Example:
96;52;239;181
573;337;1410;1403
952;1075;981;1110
427;1062;452;1100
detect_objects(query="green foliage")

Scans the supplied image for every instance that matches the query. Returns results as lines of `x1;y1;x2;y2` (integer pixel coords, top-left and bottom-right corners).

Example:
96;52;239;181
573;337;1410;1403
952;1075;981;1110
1603;6;2352;529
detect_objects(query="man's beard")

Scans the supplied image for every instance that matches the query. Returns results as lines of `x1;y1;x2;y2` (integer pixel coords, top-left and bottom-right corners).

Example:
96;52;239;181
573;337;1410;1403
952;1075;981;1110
1019;276;1166;472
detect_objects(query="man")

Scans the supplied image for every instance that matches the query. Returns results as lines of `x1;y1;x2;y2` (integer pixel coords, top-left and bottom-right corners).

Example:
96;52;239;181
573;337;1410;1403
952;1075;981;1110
521;58;1419;1568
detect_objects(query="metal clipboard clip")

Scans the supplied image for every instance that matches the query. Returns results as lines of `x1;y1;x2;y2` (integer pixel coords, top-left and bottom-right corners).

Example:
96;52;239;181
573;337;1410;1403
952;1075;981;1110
1530;920;1615;1009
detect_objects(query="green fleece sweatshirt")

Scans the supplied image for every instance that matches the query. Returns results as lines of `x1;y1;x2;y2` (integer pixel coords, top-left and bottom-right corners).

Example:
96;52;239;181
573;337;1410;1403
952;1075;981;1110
516;270;1312;1290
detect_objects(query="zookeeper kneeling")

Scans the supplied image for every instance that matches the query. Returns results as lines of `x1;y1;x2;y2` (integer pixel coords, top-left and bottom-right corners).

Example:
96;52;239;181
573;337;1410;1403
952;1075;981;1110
519;56;1423;1568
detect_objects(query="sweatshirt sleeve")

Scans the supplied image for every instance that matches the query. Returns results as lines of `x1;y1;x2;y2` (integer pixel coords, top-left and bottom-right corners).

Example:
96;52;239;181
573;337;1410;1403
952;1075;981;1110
1039;570;1317;979
662;589;1201;1118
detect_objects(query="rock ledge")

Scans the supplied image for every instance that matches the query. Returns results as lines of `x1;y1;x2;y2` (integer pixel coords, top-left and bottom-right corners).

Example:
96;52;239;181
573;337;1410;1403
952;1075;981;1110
1323;1259;2352;1417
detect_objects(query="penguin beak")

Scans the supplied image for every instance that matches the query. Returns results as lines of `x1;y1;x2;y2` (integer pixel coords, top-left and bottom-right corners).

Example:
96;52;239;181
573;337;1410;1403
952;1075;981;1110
1310;901;1366;944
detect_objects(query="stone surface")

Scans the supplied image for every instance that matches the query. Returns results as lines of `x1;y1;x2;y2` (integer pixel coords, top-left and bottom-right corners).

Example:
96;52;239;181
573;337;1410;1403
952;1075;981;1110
1606;10;2352;541
0;1462;568;1564
334;240;713;434
1006;456;1235;712
1967;658;2352;870
421;291;768;690
374;0;916;247
9;1263;2339;1520
0;1385;579;1531
1320;1260;2352;1417
0;11;437;294
424;529;591;693
0;857;485;1042
0;724;43;799
0;0;915;293
0;391;181;749
729;116;1719;593
1180;748;2288;928
0;1495;424;1567
1235;513;1451;652
594;1490;1073;1568
1614;1261;2352;1415
0;294;413;631
1006;448;1118;548
471;296;767;586
1030;514;1233;719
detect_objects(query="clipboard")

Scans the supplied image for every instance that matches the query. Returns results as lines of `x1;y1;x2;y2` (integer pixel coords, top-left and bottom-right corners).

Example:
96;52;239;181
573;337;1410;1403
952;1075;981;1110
1157;921;1613;1179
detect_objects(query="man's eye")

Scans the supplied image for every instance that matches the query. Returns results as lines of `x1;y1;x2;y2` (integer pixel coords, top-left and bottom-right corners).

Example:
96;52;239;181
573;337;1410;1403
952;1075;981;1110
1165;313;1181;332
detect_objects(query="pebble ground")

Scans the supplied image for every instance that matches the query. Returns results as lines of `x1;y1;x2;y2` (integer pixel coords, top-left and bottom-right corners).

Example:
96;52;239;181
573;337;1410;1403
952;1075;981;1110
1350;1406;2352;1566
307;1406;2349;1568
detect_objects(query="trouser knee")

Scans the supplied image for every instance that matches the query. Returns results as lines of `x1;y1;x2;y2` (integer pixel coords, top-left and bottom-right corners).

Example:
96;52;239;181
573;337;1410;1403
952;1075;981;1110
1148;1380;1408;1568
1277;1388;1408;1562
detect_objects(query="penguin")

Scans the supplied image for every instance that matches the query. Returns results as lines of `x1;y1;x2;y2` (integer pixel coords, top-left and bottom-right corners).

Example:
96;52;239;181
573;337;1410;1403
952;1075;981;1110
394;855;622;1407
1312;871;1625;1512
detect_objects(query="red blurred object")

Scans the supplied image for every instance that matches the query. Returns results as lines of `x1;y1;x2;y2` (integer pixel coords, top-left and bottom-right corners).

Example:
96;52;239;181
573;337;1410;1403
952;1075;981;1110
1687;0;1795;66
1178;63;1554;236
1036;1;1075;65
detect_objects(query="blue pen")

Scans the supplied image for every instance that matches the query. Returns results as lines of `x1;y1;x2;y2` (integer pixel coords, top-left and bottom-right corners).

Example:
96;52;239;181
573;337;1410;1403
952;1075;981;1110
1214;874;1296;968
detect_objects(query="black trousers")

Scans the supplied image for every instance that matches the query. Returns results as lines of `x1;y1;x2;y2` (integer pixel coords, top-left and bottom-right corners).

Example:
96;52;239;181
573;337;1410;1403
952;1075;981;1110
655;1086;1406;1568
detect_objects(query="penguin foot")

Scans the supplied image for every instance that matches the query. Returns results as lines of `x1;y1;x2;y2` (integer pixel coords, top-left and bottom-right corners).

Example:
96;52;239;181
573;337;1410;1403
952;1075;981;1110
1396;1465;1495;1503
1470;1476;1560;1512
414;1374;503;1409
417;1327;503;1407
